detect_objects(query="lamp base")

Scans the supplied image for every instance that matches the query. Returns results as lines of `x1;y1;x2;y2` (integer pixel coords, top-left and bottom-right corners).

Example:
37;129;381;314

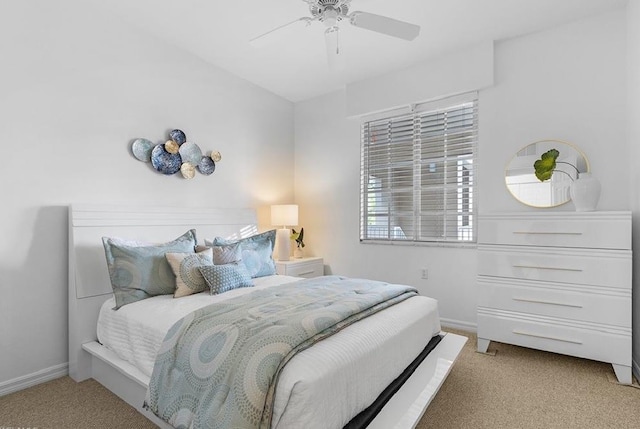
276;228;291;261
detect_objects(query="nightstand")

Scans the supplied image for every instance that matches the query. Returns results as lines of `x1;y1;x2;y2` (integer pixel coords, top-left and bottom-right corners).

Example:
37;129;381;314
276;257;324;278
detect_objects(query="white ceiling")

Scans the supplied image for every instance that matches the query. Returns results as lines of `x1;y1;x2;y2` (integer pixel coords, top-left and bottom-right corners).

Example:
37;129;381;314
90;0;627;102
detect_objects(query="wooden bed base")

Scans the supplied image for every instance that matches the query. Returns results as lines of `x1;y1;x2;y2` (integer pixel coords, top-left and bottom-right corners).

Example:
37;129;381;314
68;204;466;428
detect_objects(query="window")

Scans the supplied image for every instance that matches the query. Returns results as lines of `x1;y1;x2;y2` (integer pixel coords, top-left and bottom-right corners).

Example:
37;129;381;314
360;94;478;244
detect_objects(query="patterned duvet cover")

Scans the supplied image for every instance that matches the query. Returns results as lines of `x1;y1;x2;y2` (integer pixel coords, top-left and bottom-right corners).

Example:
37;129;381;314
144;275;418;429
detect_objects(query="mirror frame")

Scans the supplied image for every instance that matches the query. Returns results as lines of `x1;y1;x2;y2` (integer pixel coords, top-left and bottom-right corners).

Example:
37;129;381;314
505;139;590;208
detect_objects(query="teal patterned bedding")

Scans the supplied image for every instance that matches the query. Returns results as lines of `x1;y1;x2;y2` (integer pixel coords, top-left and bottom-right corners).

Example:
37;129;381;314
144;275;418;429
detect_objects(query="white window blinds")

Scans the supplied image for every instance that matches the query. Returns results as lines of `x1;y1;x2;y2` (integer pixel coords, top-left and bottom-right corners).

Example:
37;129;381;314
360;95;478;243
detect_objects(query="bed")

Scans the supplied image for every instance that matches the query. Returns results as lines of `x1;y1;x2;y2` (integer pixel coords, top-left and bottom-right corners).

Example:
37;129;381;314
68;204;466;428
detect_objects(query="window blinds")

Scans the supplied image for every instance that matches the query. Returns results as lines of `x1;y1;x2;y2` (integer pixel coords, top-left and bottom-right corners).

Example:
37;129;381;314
360;96;478;243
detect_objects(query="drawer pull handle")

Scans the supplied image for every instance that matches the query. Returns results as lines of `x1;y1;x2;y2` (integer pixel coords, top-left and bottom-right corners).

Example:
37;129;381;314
512;297;583;308
513;231;583;236
513;330;583;345
296;270;315;276
512;265;583;272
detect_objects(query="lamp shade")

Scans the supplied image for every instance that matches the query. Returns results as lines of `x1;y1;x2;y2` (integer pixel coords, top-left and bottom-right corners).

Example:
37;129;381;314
271;204;298;227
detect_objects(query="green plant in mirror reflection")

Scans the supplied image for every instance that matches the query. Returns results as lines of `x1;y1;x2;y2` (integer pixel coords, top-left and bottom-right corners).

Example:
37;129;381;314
534;148;579;182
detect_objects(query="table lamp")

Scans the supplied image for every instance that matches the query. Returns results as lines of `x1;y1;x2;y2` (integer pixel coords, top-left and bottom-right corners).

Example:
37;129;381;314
271;204;298;261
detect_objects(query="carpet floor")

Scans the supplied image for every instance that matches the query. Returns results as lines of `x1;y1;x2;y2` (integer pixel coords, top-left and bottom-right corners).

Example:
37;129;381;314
2;329;640;428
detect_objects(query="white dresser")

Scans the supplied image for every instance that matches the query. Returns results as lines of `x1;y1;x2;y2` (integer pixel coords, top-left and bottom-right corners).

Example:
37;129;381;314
477;211;632;383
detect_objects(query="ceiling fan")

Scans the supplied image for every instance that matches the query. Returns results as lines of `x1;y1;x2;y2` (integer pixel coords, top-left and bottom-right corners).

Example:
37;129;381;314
250;0;420;65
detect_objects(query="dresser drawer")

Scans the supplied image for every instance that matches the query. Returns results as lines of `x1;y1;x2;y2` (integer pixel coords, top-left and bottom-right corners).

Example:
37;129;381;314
479;212;631;250
477;277;631;327
276;257;324;278
478;246;631;289
477;311;631;366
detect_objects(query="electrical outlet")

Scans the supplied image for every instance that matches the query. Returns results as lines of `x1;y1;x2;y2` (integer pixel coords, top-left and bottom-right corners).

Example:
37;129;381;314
421;268;429;279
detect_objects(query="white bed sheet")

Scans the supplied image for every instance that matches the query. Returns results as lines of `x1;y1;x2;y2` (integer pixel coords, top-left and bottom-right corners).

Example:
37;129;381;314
97;275;441;429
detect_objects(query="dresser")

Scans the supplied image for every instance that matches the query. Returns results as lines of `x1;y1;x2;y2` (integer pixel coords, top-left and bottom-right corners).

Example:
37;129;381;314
476;212;632;384
276;256;324;278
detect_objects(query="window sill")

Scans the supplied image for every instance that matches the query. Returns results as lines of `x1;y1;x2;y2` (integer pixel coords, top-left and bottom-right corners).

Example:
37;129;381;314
360;240;477;249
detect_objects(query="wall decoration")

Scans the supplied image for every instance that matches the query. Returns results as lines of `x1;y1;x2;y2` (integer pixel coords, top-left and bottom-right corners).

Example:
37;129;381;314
169;129;186;145
165;140;180;154
179;142;203;165
505;139;587;208
180;162;196;179
131;129;221;179
197;156;216;175
533;146;600;211
151;144;182;175
131;138;155;162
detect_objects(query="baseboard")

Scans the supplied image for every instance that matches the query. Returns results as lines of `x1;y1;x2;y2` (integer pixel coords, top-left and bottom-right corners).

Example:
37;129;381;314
440;317;476;333
0;363;68;397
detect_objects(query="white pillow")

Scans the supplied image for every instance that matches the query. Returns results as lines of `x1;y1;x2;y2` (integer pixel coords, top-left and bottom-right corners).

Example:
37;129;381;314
166;248;214;298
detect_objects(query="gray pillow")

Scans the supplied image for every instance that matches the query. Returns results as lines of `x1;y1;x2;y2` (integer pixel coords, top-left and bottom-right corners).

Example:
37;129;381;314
209;230;276;278
199;263;253;295
102;229;197;309
212;241;242;265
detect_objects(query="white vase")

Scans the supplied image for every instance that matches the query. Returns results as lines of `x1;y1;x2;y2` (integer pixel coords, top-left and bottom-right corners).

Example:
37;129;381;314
570;172;601;212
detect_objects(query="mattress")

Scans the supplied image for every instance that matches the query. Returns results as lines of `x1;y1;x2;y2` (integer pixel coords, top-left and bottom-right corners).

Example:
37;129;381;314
97;275;441;429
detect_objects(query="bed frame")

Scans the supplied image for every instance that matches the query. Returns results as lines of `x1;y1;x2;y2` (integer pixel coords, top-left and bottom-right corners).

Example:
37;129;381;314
68;204;467;429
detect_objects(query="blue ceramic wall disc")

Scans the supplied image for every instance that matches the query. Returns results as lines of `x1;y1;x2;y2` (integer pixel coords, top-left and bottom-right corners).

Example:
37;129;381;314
197;156;216;175
179;142;203;165
132;138;155;162
151;145;182;175
169;129;186;145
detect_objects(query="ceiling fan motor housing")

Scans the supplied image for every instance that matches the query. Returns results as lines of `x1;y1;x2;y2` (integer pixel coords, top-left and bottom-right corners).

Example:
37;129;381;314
310;0;351;25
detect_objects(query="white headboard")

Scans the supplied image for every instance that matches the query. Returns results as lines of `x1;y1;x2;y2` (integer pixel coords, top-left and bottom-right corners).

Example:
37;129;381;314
68;204;258;381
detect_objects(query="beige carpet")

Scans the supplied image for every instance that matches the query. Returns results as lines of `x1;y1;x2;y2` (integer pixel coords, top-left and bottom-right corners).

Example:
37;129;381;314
421;330;640;429
2;329;640;428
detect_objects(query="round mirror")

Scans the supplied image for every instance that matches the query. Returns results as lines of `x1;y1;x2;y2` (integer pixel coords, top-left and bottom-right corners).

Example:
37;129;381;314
505;139;590;208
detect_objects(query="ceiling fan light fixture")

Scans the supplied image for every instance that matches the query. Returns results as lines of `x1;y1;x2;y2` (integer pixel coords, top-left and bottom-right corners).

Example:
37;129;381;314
323;8;339;27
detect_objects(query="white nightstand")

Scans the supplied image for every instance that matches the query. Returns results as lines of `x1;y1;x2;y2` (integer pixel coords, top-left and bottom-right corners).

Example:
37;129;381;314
275;257;324;279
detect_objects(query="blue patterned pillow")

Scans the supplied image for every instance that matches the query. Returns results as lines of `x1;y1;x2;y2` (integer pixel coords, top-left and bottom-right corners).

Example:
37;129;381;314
199;263;253;295
211;230;276;278
166;248;213;298
102;229;197;309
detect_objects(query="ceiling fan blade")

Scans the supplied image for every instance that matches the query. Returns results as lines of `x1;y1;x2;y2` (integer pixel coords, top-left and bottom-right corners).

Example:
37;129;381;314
349;11;420;41
250;17;313;48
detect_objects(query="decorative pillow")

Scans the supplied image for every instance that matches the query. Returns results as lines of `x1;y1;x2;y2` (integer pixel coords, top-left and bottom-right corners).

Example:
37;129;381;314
166;248;213;298
208;230;276;278
212;242;242;265
199;263;253;295
102;229;197;309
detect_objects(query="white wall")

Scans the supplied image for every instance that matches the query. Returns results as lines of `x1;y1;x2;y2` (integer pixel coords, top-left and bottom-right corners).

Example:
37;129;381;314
345;42;494;117
294;10;628;331
482;9;628;213
627;0;640;376
0;1;294;388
